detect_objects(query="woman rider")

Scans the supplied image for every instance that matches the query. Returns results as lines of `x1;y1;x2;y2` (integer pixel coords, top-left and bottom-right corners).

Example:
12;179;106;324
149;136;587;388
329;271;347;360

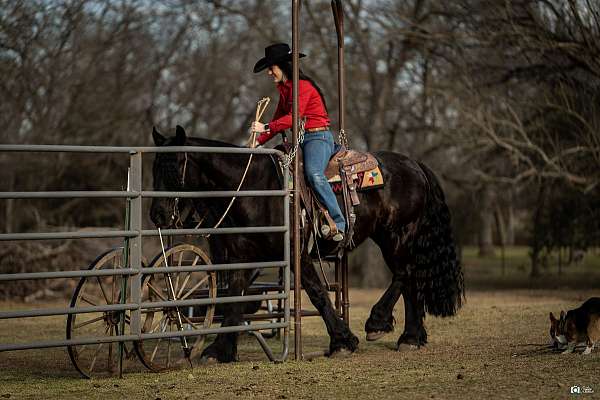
251;43;345;242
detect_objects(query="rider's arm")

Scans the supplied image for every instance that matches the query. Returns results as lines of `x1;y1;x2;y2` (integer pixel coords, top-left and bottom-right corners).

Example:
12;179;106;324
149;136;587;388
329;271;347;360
256;92;286;145
257;81;311;145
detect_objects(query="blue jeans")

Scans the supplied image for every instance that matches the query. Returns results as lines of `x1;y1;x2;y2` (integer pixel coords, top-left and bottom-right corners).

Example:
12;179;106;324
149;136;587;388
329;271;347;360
301;130;346;232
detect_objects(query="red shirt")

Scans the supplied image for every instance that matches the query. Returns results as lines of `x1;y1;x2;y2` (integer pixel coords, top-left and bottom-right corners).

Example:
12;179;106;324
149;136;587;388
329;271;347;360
257;79;330;145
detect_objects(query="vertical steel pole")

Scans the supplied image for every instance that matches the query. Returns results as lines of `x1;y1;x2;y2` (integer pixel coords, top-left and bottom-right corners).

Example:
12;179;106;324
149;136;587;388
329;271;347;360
129;151;143;337
292;0;302;361
333;0;349;324
342;252;349;324
334;259;341;315
118;168;132;378
337;2;345;135
283;165;291;360
332;0;345;136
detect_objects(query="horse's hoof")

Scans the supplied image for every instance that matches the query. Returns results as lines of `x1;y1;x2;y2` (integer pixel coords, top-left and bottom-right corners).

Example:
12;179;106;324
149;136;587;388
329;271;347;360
329;348;353;359
396;343;421;352
366;331;388;341
199;356;219;365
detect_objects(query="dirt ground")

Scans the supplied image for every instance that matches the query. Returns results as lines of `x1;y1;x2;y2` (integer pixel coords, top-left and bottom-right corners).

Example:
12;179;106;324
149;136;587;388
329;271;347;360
1;288;599;399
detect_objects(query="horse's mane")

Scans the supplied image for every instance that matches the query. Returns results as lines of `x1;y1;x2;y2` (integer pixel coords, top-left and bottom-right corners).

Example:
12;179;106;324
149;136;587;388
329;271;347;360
184;136;239;148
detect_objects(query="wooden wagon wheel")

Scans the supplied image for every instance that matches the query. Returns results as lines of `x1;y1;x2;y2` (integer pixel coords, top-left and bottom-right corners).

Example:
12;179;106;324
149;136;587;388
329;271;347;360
66;247;138;379
134;244;216;371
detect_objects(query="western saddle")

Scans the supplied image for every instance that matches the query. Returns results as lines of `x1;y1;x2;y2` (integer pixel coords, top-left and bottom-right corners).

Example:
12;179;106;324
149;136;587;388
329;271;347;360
277;143;384;249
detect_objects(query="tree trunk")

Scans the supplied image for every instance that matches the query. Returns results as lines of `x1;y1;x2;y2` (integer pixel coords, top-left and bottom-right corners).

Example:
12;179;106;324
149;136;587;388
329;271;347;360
494;204;506;275
530;185;546;278
5;172;14;233
558;247;563;276
506;189;516;245
478;185;495;257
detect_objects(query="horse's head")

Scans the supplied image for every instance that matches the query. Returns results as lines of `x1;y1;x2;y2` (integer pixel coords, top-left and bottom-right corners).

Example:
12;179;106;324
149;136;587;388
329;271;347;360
150;125;195;228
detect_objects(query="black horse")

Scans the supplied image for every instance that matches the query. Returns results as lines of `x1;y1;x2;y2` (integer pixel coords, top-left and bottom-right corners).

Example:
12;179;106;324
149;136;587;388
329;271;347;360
150;125;463;362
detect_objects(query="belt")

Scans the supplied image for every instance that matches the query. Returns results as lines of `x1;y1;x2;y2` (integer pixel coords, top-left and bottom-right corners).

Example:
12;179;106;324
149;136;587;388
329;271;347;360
306;126;329;133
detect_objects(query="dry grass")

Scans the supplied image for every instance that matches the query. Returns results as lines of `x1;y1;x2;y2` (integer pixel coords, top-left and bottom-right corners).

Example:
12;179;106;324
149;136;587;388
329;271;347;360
1;288;600;399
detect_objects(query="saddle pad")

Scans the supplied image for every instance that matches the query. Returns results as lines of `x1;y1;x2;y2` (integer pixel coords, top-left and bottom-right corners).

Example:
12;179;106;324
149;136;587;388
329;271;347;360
328;166;384;194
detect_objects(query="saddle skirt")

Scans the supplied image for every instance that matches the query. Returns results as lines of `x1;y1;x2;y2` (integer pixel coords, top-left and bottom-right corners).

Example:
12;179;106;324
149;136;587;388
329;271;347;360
324;147;384;195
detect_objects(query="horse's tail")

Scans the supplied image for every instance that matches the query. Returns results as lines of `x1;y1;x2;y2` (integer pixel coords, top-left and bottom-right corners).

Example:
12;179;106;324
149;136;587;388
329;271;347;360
410;162;464;317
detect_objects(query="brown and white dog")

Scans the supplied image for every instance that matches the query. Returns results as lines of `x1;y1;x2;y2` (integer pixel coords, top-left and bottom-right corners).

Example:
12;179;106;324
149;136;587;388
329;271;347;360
549;297;600;355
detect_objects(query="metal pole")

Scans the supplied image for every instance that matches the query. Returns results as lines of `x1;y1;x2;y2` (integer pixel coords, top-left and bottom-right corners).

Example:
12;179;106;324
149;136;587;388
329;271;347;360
332;0;349;325
342;252;350;324
128;152;143;338
118;168;132;378
335;259;341;315
292;0;302;361
332;0;345;138
283;165;290;360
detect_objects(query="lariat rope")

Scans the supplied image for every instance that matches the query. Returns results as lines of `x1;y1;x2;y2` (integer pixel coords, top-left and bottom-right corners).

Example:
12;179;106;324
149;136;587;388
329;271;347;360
191;97;270;235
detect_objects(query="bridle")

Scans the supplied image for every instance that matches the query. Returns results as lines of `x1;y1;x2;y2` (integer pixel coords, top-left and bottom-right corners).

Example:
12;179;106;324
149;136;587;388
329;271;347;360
170;152;196;229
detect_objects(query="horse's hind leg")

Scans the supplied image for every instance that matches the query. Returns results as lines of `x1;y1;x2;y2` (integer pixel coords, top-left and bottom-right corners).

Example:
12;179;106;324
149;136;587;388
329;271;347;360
367;233;408;341
397;280;427;349
300;253;359;355
365;276;403;341
370;232;425;348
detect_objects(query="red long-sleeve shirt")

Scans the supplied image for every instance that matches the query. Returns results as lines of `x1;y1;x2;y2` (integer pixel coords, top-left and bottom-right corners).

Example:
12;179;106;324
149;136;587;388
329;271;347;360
257;79;330;145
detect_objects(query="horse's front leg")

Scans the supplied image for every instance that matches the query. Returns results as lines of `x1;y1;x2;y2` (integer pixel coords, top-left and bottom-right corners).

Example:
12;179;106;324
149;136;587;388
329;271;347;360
200;270;249;363
300;253;359;356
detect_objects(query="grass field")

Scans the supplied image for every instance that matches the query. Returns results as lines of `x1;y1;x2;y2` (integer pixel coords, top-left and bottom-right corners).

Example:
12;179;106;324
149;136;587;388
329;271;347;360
0;247;599;399
462;246;600;290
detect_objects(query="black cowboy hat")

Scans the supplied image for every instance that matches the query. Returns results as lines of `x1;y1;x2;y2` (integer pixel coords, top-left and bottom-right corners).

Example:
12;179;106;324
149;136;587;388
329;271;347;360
253;43;306;73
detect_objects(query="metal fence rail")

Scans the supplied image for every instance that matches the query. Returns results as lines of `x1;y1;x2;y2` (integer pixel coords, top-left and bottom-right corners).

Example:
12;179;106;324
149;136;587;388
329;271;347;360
0;144;290;365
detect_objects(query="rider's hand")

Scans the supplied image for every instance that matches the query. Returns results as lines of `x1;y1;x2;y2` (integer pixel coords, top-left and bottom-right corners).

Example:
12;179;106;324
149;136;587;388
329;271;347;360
251;121;266;133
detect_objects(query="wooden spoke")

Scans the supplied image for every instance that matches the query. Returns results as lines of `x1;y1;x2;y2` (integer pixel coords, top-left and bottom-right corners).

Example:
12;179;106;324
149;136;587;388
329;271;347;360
176;272;193;299
88;342;104;373
147;281;168;302
95;277;111;305
88;326;109;373
81;295;99;307
73;315;105;330
180;312;200;330
180;274;210;301
174;252;184;293
150;337;163;363
149;314;168;334
77;344;88;354
176;255;200;297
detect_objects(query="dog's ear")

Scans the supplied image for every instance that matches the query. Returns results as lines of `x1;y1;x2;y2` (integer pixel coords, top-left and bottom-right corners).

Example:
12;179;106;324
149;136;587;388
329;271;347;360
152;126;166;146
549;312;556;322
174;125;187;145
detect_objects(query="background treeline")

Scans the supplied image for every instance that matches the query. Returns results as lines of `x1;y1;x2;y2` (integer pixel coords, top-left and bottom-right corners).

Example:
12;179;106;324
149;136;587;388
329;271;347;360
1;0;599;286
